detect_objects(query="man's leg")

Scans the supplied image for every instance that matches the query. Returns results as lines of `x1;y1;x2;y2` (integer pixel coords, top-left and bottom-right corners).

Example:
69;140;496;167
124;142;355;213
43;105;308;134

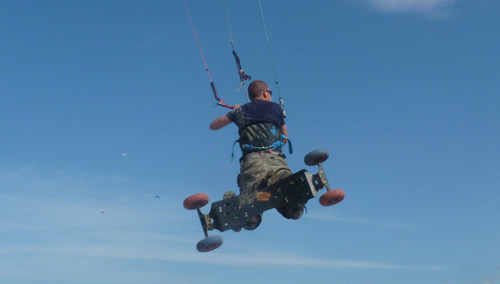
235;153;269;230
267;155;304;220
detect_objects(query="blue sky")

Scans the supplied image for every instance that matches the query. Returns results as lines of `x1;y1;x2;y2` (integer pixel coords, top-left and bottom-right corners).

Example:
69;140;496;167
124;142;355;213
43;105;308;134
1;0;499;283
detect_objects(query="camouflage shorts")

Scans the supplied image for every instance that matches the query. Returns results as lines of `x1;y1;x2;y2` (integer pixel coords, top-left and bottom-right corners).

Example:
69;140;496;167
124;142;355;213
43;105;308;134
237;151;292;196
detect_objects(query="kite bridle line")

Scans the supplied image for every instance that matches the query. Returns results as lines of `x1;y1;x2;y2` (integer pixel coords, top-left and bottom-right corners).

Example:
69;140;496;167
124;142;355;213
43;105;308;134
183;0;286;115
182;0;234;109
258;0;287;117
224;0;251;103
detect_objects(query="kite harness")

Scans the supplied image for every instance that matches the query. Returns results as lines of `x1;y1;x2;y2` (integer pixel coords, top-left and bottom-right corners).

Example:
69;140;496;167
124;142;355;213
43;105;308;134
229;122;293;161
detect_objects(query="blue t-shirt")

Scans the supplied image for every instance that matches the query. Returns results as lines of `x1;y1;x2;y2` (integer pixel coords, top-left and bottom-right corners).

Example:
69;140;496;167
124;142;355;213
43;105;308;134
226;99;285;130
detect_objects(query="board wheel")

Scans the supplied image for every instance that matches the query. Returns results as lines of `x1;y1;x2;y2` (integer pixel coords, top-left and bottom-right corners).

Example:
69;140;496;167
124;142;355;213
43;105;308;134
196;235;223;252
183;193;209;210
319;189;345;206
243;213;262;231
304;148;329;166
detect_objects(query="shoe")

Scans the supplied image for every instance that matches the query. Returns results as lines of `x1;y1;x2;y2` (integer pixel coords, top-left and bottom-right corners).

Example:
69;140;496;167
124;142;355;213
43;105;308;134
223;191;236;199
243;213;262;230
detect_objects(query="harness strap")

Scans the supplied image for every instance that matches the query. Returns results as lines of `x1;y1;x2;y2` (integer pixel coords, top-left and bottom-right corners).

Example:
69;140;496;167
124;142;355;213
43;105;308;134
230;139;239;161
230;135;292;161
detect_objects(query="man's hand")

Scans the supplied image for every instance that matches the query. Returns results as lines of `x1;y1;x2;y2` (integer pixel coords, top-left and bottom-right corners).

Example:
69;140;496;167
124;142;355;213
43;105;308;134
281;125;288;144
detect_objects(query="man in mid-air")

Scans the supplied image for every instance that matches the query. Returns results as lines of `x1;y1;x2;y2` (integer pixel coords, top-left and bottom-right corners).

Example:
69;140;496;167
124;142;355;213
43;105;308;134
210;80;304;230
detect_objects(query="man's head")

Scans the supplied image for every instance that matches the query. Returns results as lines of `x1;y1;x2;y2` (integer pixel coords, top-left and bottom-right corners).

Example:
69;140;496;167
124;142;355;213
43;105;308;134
248;80;272;101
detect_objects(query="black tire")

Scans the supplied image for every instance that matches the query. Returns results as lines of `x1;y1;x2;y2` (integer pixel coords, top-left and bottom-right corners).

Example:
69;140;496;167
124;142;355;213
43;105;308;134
304;148;329;166
196;235;223;252
242;213;262;231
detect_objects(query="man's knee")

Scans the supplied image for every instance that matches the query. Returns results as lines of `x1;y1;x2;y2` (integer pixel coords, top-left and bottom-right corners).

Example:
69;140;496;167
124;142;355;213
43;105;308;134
268;168;292;186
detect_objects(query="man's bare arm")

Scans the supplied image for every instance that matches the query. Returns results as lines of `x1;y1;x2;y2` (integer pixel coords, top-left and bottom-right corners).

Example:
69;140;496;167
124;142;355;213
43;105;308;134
210;115;232;130
209;105;240;130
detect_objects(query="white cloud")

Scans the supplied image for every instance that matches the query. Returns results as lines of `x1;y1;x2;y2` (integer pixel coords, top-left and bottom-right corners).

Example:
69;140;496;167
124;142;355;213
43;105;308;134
306;212;418;230
0;242;445;271
362;0;456;16
0;167;444;283
482;274;500;284
190;251;444;270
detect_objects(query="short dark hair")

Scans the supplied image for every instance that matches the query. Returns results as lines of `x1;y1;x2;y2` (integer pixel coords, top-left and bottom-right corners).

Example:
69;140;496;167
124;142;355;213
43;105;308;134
248;80;269;100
